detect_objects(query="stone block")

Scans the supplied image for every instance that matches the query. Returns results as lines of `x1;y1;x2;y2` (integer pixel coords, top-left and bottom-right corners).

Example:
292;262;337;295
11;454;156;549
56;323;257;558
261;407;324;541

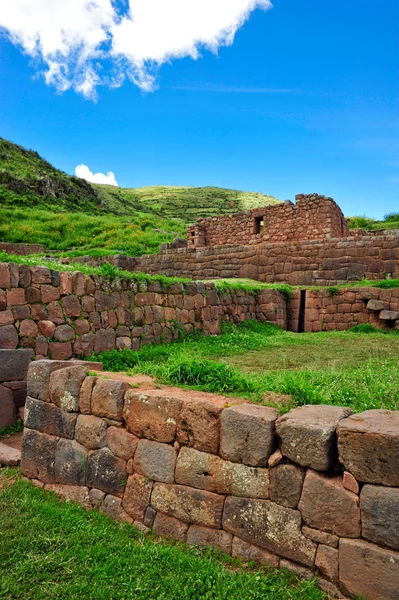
20;319;38;338
361;485;399;550
151;483;224;528
102;495;133;523
7;288;25;306
339;538;399;600
31;266;51;284
269;463;305;508
91;378;127;422
0;310;14;325
337;410;399;485
24;396;77;439
122;473;153;521
54;324;75;342
55;439;87;486
176;396;221;454
21;428;56;483
0;385;16;428
79;376;96;414
49;365;88;412
298;470;360;537
0;348;33;382
175;447;269;498
231;537;280;568
94;328;116;353
302;526;339;549
86;447;127;497
342;471;359;495
152;513;188;542
380;310;399;321
75;415;108;450
124;390;182;442
44;484;91;510
106;426;138;460
276;405;353;471
0;442;21;466
89;488;106;508
133;439;177;483
187;525;232;554
0;324;18;349
38;320;56;338
223;496;316;567
220;404;279;467
49;342;72;360
366;299;389;311
315;545;338;581
61;295;81;318
0;262;11;288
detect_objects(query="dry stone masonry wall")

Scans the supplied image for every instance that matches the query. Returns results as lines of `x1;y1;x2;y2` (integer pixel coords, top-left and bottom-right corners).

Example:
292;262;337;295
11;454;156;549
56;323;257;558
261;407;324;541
21;361;399;600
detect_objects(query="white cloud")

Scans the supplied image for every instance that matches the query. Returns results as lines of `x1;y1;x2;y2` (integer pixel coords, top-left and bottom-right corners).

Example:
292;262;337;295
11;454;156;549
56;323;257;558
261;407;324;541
0;0;272;98
75;164;119;186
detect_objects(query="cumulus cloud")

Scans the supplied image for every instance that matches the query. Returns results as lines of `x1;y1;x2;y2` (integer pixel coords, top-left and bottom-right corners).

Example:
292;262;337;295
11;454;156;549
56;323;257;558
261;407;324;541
0;0;272;98
75;164;119;186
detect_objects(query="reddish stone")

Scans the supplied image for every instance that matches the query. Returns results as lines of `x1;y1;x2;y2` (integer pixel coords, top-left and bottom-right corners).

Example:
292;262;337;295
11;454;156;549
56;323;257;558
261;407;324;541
94;328;116;352
302;526;339;549
54;324;75;342
49;341;72;360
101;495;132;523
177;396;222;455
38;320;56;338
73;333;95;357
61;295;81;318
187;525;232;553
49;365;88;412
75;319;90;335
40;285;60;303
86;447;127;497
0;310;14;325
0;385;16;427
361;485;399;550
125;389;182;442
0;263;11;288
106;426;138;460
153;513;188;542
26;286;41;304
133;439;177;483
47;301;65;324
44;483;91;509
7;288;25;306
79;376;97;414
75;415;108;450
59;272;72;295
269;463;305;508
232;537;280;568
122;473;153;520
30;266;51;284
30;303;48;321
21;428;57;483
91;378;127;421
342;471;359;495
20;319;38;338
0;325;18;349
315;545;338;581
82;295;95;313
151;483;224;528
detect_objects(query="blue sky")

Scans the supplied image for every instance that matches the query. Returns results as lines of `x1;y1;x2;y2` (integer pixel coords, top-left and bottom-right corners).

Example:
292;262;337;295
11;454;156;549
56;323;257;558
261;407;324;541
0;0;398;218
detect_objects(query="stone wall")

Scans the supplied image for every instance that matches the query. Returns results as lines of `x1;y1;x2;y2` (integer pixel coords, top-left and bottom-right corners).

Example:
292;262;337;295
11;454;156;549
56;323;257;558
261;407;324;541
0;263;286;359
21;361;399;600
0;242;45;255
0;349;33;428
135;232;399;286
187;195;348;248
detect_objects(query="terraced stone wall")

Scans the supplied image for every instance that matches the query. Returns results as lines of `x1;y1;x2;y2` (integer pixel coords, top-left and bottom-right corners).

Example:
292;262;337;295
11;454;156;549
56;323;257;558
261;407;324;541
21;361;399;600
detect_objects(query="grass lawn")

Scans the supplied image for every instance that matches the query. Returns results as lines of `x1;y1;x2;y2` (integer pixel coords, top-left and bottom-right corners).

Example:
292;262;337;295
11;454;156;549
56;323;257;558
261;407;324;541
92;321;399;413
0;470;325;600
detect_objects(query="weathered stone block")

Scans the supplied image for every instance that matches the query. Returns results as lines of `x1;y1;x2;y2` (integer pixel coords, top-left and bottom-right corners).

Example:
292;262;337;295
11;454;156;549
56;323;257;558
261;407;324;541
55;439;87;486
0;385;16;428
75;415;108;450
339;538;399;600
89;488;106;508
315;545;338;582
0;324;18;349
44;484;91;510
302;526;339;549
124;390;182;442
220;404;279;467
360;485;399;550
106;426;138;460
49;341;72;360
21;428;56;483
86;447;127;497
187;525;233;554
337;410;399;485
366;299;389;311
133;439;177;483
269;463;305;508
91;378;127;422
24;396;77;439
0;349;34;381
122;473;153;521
176;396;221;454
223;496;316;567
49;365;88;412
175;447;269;498
79;376;96;414
102;495;133;523
298;470;360;537
276;405;353;471
231;537;280;568
54;324;75;342
151;483;224;528
342;471;359;495
152;513;188;542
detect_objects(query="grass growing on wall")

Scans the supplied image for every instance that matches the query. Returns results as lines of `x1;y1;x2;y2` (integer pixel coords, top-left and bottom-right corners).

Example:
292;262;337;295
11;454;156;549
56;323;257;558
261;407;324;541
92;320;399;413
0;473;325;600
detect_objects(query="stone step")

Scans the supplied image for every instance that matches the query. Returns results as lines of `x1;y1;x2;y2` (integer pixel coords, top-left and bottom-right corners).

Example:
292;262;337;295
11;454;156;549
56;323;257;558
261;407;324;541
0;442;21;466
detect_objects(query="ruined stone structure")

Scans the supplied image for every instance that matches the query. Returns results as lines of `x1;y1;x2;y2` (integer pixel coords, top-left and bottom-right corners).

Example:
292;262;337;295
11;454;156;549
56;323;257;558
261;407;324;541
187;194;349;247
0;349;33;428
21;360;399;600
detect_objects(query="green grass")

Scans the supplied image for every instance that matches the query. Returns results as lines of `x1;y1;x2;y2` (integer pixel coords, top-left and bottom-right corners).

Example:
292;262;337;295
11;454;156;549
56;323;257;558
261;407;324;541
348;212;399;231
0;421;23;440
91;320;399;413
0;473;325;600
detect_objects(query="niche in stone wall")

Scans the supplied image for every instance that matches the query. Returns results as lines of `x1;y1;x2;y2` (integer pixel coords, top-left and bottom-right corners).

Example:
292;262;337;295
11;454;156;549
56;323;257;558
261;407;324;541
254;216;264;235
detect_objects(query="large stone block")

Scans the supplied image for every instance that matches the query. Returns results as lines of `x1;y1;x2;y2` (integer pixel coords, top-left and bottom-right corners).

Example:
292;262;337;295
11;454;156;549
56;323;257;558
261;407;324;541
339;538;399;600
361;485;399;550
187;525;233;554
0;349;34;381
176;396;221;454
152;513;188;542
21;428;56;483
55;439;87;486
44;484;91;510
0;324;18;349
220;404;279;467
151;483;224;528
106;426;138;460
222;496;316;567
298;470;360;538
79;376;96;414
133;439;177;483
175;447;269;498
231;537;280;568
276;405;353;471
91;378;127;421
49;365;88;412
124;390;182;442
102;495;133;523
24;396;77;439
0;385;16;428
122;473;153;521
75;415;108;450
315;545;338;582
269;463;305;508
86;447;127;497
28;360;100;403
337;410;399;485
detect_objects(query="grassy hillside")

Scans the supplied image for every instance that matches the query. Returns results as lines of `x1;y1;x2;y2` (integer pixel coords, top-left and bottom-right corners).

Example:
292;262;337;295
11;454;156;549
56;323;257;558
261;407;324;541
348;213;399;231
